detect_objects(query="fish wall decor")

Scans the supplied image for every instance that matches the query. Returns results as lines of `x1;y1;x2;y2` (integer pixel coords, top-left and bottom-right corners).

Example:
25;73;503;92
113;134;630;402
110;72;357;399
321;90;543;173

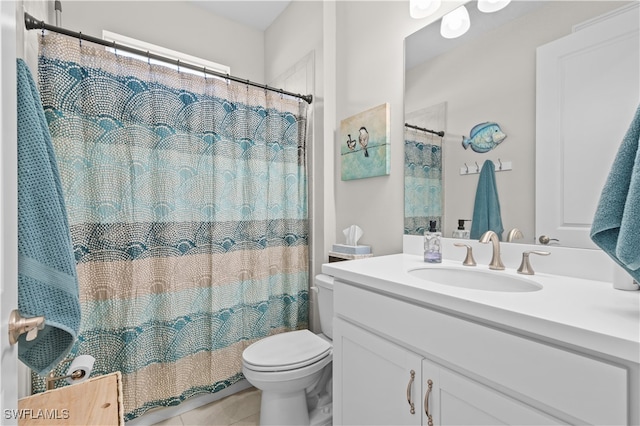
462;122;506;153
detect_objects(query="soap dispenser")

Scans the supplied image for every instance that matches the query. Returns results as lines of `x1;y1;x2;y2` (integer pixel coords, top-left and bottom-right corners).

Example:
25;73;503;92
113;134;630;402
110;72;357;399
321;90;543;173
452;219;471;239
424;220;442;263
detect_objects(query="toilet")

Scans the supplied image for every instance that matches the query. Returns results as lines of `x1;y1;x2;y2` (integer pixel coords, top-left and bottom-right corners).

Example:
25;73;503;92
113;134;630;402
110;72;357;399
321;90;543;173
242;274;334;426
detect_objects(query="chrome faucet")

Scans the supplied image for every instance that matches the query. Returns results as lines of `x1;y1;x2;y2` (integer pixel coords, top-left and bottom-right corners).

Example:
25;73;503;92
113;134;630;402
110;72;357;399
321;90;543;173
506;228;523;243
479;231;505;270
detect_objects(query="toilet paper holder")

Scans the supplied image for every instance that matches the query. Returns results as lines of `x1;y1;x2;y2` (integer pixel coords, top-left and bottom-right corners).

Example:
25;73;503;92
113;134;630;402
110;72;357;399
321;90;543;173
46;355;95;391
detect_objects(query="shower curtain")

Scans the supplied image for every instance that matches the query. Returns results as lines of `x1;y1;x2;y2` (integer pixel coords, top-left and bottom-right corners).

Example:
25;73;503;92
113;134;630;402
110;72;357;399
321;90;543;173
34;34;309;420
404;127;443;235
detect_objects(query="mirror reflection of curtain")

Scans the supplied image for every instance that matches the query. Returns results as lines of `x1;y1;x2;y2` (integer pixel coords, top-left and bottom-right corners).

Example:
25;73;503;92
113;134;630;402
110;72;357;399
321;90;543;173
35;34;309;420
404;125;443;235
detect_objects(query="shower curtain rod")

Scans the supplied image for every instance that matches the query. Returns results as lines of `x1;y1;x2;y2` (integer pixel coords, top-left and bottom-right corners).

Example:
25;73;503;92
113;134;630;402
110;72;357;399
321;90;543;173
404;123;445;138
24;12;313;105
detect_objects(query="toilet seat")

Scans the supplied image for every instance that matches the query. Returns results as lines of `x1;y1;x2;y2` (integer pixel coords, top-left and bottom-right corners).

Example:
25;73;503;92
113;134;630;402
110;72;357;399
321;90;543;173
243;330;332;372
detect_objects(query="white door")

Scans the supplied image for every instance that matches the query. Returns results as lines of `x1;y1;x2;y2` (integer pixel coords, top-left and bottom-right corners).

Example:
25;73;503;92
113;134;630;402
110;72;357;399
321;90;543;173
333;318;423;426
1;0;19;423
536;4;640;248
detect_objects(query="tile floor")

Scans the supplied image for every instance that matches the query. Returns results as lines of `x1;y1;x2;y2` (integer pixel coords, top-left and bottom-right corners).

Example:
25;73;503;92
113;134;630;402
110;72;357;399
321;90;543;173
152;387;261;426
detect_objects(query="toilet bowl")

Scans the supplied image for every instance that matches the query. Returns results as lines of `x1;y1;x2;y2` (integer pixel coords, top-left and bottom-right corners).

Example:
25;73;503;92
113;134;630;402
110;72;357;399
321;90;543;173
242;274;334;426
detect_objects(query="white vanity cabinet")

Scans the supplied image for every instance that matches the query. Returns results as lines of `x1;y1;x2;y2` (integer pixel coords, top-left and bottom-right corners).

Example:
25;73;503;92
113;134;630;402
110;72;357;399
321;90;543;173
333;279;631;425
335;318;560;425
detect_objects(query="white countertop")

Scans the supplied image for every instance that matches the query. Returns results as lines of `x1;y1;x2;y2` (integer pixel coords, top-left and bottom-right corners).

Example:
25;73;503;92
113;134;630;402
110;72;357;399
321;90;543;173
322;253;640;364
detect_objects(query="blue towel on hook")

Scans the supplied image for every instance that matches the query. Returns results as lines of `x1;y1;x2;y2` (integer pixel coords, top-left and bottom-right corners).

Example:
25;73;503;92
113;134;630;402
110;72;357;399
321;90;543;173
16;59;81;376
470;160;504;240
591;104;640;283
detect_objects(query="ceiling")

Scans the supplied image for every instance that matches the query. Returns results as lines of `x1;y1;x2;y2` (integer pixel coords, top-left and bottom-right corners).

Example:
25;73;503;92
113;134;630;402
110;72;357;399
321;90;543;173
189;1;292;31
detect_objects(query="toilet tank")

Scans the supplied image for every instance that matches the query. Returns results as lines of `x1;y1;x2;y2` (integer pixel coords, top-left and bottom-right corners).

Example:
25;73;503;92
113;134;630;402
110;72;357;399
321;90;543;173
314;274;334;339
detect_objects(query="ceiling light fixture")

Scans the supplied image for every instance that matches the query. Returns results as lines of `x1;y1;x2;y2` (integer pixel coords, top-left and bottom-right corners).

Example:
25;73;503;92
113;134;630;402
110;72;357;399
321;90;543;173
410;0;442;19
440;5;470;39
477;0;512;13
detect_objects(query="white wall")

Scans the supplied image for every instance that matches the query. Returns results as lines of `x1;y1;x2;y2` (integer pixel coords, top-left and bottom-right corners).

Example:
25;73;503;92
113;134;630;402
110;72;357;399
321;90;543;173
61;1;265;82
265;3;323;268
265;1;326;332
334;1;463;256
265;1;322;83
405;1;629;242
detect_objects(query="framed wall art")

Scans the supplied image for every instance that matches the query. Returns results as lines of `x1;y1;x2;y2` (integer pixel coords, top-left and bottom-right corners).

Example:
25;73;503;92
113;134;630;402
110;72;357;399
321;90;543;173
340;103;391;180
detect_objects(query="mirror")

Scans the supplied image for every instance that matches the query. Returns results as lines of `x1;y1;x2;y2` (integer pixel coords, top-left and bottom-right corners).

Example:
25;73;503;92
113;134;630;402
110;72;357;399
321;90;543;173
404;0;636;247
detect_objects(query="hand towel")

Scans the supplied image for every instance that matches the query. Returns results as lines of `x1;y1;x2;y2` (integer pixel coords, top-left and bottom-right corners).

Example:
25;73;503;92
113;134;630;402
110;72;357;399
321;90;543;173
470;160;504;240
591;104;640;283
17;58;81;376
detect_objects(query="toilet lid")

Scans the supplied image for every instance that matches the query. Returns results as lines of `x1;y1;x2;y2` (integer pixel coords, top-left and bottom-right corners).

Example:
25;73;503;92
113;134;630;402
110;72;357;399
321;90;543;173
243;330;332;372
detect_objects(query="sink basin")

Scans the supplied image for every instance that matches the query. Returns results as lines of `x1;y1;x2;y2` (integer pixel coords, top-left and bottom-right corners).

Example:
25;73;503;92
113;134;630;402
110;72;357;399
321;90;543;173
408;267;542;292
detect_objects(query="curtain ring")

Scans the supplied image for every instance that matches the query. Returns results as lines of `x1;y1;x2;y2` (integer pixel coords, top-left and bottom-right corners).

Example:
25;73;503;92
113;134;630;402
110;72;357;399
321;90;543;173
226;73;230;85
177;59;180;73
113;40;117;56
203;66;207;80
147;50;151;66
79;32;82;47
279;88;283;99
41;27;45;38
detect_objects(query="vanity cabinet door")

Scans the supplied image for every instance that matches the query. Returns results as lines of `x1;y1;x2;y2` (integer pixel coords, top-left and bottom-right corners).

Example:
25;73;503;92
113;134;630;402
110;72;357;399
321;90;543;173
422;358;565;426
334;318;423;426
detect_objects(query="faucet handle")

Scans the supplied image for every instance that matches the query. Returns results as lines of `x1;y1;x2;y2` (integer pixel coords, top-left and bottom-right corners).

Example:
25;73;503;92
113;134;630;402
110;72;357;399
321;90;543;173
517;250;550;275
453;243;476;266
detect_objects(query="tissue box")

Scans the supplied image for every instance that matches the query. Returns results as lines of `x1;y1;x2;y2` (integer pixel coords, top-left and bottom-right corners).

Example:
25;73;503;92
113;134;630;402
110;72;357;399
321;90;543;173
331;244;371;255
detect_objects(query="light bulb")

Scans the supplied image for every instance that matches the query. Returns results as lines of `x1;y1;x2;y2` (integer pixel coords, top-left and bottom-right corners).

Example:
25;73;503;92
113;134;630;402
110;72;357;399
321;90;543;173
410;0;442;19
477;0;512;13
440;5;470;39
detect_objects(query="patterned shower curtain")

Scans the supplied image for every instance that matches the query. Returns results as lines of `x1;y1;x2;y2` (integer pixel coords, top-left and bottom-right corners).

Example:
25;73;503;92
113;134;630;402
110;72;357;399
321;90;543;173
404;127;443;235
35;34;309;420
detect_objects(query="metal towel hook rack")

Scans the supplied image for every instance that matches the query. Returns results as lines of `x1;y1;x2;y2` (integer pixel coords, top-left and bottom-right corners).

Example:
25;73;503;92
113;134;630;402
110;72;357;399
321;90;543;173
459;159;513;175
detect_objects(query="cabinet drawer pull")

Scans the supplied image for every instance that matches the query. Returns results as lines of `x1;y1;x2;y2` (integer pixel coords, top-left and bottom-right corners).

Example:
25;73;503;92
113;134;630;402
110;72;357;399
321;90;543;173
406;370;416;414
424;379;434;426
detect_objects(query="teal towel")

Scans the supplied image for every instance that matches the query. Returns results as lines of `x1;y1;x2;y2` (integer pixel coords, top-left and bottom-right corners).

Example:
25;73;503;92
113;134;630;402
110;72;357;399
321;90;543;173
470;160;504;240
17;59;81;376
591;104;640;282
